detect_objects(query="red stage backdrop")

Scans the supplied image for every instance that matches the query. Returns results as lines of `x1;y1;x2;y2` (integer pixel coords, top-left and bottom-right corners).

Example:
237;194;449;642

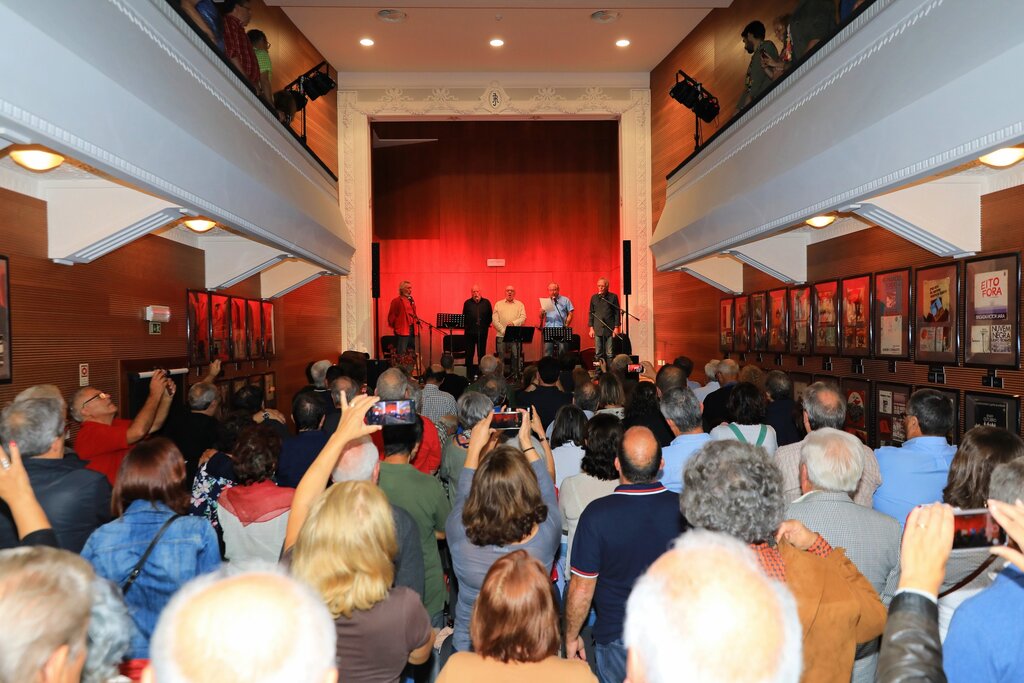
371;120;621;364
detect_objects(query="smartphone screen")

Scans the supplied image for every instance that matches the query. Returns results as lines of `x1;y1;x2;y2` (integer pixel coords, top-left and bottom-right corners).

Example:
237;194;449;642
627;363;643;373
492;411;523;430
366;399;417;426
951;508;1007;551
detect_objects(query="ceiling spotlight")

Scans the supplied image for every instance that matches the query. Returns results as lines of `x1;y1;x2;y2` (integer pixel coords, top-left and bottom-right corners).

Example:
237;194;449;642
301;70;337;100
359;37;375;47
183;218;217;233
490;38;504;47
979;147;1024;168
805;215;836;228
615;39;631;47
8;146;65;172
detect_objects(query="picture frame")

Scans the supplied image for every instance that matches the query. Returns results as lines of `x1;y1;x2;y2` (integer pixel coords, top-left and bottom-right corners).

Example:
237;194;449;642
229;297;248;361
186;290;211;366
873;268;911;360
788;286;812;355
790;372;812;402
840;273;872;357
750;291;768;352
210;294;231;362
247;299;264;358
0;255;11;384
719;298;734;352
734;295;751;352
964;392;1020;434
917;386;961;445
812;280;839;355
841;377;872;445
914;262;959;365
875;382;912;448
262;372;277;408
262;301;276;358
767;288;789;353
964;252;1020;368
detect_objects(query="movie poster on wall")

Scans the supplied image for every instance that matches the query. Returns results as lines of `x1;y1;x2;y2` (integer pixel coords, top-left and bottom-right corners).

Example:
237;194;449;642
768;288;788;353
873;269;910;359
734;295;750;351
965;253;1020;368
840;274;871;357
915;263;959;365
841;378;872;445
965;392;1019;433
789;286;812;355
875;383;911;447
719;298;734;352
750;292;768;352
813;281;839;355
210;294;230;362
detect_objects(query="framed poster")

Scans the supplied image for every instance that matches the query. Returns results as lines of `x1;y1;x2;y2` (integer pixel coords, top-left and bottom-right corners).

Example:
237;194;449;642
210;294;231;362
186;290;210;366
791;372;812;402
263;372;277;409
812;280;839;355
719;298;734;352
229;297;248;361
789;286;812;355
841;377;872;445
262;301;276;358
0;255;10;384
767;288;789;353
918;386;961;444
965;392;1020;434
875;382;912;448
964;253;1020;368
750;292;768;352
873;268;911;359
914;262;959;365
247;299;264;358
840;274;872;357
734;295;751;352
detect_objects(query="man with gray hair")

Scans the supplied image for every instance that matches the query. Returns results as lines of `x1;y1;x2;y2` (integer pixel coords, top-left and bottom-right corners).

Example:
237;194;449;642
0;546;95;683
143;568;339;683
387;280;417;355
297;359;335;416
0;398;111;552
777;381;882;507
588;277;621;364
764;370;801;447
786;428;902;683
624;530;803;683
692;359;721;402
166;381;221;486
659;387;710;493
370;368;442;475
321;374;361;434
701;358;739;431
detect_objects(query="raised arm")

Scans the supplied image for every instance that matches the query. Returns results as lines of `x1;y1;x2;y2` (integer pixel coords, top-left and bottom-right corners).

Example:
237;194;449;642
0;442;51;542
127;370;169;443
520;406;554;482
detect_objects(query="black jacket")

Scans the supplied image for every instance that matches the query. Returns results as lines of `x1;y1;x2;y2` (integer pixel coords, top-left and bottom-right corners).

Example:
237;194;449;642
876;591;946;682
702;382;737;432
0;455;111;553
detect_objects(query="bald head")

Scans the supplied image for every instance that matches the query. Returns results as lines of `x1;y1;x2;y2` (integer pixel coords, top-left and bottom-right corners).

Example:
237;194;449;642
375;368;411;401
625;530;802;683
717;359;740;381
146;570;337;683
619;426;662;484
803;382;846;430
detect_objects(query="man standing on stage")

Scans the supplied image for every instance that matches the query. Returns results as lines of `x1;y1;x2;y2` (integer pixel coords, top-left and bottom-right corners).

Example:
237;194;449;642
387;280;417;355
461;284;492;377
589;277;621;363
540;282;574;358
493;285;526;373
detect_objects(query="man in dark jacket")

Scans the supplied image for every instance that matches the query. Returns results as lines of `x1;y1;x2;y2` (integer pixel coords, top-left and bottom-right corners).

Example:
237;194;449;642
462;285;492;378
764;370;802;446
165;380;221;486
0;397;111;552
702;358;739;431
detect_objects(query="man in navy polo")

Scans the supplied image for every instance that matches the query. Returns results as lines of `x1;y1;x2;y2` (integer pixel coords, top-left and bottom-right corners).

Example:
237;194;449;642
565;426;685;683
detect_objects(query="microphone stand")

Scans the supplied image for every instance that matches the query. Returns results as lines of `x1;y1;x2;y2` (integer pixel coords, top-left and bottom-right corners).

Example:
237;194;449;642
601;296;639;346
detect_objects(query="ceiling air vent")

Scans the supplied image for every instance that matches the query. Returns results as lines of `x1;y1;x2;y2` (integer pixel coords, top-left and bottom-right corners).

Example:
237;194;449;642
377;9;408;23
590;10;621;24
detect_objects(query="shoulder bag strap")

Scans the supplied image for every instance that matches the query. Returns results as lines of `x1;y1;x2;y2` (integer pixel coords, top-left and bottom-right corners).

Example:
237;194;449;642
938;555;997;599
727;423;748;443
755;424;768;446
121;514;181;595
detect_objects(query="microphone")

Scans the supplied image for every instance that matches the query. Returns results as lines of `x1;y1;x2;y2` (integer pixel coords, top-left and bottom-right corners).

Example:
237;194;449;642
408;295;415;304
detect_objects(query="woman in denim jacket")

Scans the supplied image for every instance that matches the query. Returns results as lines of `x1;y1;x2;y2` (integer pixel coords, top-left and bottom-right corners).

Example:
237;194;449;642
82;438;220;670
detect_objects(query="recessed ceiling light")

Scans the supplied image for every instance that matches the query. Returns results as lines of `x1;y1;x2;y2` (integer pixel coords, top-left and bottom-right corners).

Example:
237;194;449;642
8;145;65;172
805;215;836;228
376;9;406;23
490;38;504;47
979;147;1024;168
615;39;631;47
183;218;217;233
359;37;375;47
591;10;621;24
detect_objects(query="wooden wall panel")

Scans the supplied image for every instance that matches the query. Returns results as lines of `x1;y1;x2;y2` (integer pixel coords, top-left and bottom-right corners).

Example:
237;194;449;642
371;121;621;364
652;270;721;367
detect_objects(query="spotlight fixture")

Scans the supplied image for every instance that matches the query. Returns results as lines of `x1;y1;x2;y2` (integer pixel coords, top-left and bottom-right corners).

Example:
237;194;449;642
359;37;375;47
490;38;504;47
669;70;720;150
183;218;217;233
301;71;337;100
979;147;1024;168
615;39;631;47
805;215;836;228
8;145;65;172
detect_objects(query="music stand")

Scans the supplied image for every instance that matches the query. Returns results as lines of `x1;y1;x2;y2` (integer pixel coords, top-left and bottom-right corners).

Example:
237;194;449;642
541;327;573;343
436;313;465;329
502;326;535;381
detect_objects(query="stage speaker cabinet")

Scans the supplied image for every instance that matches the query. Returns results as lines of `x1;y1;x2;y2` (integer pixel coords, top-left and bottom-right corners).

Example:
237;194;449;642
371;243;381;299
622;240;632;296
366;359;390;393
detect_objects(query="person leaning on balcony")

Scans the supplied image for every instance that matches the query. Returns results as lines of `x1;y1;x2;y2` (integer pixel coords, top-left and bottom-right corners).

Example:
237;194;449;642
219;0;260;88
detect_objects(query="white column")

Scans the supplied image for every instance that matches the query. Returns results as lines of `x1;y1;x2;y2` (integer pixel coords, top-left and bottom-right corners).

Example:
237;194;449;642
339;92;374;353
620;89;655;362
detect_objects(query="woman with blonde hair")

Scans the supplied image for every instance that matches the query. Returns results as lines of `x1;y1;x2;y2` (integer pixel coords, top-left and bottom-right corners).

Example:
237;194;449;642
285;394;434;683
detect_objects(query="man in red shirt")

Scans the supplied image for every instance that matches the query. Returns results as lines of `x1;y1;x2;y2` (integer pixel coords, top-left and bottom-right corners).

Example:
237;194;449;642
71;370;175;485
220;0;259;87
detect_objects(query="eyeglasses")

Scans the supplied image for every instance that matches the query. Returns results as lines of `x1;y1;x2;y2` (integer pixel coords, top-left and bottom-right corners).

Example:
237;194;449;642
80;392;109;410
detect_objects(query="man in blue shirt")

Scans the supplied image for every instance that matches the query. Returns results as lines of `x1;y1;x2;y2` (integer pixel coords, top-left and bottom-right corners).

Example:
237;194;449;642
539;282;574;358
275;393;329;488
873;389;956;526
659;387;710;493
565;426;685;683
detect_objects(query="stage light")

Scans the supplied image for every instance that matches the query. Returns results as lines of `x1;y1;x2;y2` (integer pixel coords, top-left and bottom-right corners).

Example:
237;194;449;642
979;147;1024;168
301;71;336;101
805;215;836;228
360;37;375;47
616;39;630;47
490;38;504;47
183;218;217;233
8;146;65;172
669;70;719;124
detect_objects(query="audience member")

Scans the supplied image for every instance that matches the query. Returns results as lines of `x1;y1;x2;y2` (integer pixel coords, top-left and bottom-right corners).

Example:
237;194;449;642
438;353;469;399
874;388;957;526
276;393;329;488
0;546;95;683
0;398;111;552
72;369;175;485
700;358;738;430
548;380;598;441
166;376;222;486
622;382;673;447
446;410;559;653
232;383;289;440
596;372;626;418
737;20;779;110
298;359;337;417
785;428;901;683
83;577;133;683
671;355;701;390
322;374;360;434
82;439;220;663
658;387;710;494
566;426;684;683
655;363;687;396
519;357;571;429
692;359;720;402
609;354;637;399
708;381;779;456
146;569;339;683
468;355;502;392
777;381;881;506
789;0;837;59
550;405;588;487
420;364;460;429
624;530;803;683
180;0;225;51
440;391;493;504
682;440;887;681
764;370;802;446
762;13;794;79
438;551;597;683
247;29;273;105
373;368;442;474
188;412;249;536
0;438;57;548
559;413;622;563
218;0;259;87
217;425;294;563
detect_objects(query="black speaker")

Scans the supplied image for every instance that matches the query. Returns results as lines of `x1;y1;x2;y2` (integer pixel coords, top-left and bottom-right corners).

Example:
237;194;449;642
371;242;381;299
622;240;632;296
